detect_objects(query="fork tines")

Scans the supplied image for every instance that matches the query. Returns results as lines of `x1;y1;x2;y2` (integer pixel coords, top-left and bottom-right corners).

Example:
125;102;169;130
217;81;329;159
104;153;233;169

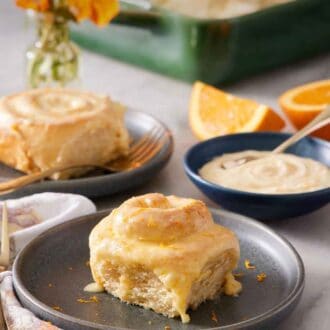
128;126;165;161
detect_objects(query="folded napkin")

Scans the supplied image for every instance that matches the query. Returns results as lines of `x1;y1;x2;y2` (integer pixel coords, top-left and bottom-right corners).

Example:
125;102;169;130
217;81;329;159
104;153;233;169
0;272;61;330
0;193;97;330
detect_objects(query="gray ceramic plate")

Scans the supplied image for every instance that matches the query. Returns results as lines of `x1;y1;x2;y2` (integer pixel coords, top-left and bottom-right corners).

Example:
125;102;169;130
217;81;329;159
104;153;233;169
0;110;173;199
13;209;304;330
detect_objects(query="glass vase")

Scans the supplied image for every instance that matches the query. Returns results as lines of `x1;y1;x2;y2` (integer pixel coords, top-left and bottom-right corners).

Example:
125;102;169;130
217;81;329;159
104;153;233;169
26;13;80;88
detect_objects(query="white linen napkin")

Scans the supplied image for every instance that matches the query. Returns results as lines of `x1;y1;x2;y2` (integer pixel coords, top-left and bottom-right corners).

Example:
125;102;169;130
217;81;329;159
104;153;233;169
0;193;97;330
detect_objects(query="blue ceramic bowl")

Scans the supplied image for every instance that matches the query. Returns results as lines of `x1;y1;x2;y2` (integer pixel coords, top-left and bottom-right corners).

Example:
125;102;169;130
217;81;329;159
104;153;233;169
184;132;330;220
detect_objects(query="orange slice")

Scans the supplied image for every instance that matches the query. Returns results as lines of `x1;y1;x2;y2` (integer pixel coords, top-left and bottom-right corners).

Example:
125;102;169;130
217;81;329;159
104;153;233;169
279;80;330;140
189;81;285;140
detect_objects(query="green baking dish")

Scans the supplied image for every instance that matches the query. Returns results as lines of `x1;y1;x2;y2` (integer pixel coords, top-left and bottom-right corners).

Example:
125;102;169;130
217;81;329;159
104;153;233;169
71;0;330;85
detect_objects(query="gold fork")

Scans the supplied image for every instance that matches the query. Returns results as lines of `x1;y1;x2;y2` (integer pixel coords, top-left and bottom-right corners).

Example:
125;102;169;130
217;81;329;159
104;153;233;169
0;202;9;269
0;202;9;330
0;126;167;195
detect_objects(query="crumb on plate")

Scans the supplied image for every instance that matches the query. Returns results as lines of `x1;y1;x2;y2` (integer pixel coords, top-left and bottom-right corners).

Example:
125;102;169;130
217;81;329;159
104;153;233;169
233;272;245;278
77;296;99;304
211;310;219;323
244;259;256;269
256;272;267;282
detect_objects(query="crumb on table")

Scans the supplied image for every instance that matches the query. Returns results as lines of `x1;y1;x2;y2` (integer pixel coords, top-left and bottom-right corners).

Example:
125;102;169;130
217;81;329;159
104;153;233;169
52;306;63;312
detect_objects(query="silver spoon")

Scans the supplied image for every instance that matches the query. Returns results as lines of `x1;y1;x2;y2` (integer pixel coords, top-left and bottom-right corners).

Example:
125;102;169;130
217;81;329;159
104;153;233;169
221;106;330;169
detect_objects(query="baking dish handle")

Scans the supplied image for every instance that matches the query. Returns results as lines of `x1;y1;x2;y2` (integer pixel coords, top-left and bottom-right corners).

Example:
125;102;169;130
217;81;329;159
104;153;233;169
113;9;161;28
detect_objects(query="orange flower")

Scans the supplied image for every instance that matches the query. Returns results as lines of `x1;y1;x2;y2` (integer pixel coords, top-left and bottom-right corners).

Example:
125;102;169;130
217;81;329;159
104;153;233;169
66;0;91;21
16;0;120;26
91;0;120;26
67;0;120;26
16;0;50;11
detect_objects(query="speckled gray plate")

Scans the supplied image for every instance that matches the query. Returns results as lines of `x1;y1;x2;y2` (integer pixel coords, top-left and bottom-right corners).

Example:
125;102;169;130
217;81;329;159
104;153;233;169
13;209;304;330
0;110;173;199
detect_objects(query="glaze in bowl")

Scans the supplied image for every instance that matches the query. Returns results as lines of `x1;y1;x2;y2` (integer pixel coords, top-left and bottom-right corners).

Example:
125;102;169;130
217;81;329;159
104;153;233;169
184;132;330;220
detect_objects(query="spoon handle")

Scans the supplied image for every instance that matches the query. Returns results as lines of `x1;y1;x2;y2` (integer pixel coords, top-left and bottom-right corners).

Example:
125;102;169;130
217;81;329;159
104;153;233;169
120;0;151;9
273;106;330;154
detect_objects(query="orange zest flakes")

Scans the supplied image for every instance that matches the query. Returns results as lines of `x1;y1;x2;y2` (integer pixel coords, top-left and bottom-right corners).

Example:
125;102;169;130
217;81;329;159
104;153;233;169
233;272;245;278
256;272;267;282
201;232;215;238
159;242;168;248
211;310;219;324
244;259;256;270
52;306;63;311
77;296;99;304
158;242;180;250
147;217;156;228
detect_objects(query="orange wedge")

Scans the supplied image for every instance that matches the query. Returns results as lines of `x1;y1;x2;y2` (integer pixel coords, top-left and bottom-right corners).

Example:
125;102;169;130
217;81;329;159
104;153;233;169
279;80;330;140
189;81;285;140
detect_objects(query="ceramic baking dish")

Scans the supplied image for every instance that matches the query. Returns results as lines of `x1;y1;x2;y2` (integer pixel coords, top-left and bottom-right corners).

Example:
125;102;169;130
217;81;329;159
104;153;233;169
71;0;330;84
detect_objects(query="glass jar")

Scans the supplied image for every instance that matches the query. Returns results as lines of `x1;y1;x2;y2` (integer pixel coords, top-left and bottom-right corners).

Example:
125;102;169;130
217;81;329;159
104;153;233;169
26;13;80;88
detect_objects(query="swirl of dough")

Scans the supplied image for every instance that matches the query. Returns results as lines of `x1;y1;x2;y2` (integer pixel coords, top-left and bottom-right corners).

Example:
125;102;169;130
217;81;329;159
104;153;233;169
89;193;241;324
0;88;110;125
110;193;214;242
0;88;129;179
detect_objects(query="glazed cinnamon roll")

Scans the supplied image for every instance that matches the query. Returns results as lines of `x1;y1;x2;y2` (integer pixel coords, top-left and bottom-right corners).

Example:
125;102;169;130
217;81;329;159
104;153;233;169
0;88;129;179
89;193;241;323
